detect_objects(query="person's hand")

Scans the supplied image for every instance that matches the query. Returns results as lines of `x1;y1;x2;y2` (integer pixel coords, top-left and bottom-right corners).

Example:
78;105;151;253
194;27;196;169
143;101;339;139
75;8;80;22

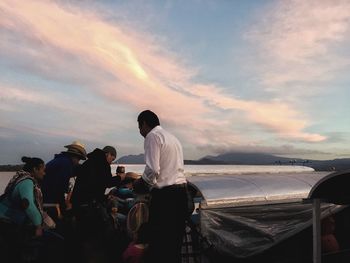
107;194;116;201
35;225;43;237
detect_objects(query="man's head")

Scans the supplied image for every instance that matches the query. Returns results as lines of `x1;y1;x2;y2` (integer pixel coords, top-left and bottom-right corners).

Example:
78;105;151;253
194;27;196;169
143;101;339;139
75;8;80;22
103;145;117;164
64;141;87;165
137;110;160;137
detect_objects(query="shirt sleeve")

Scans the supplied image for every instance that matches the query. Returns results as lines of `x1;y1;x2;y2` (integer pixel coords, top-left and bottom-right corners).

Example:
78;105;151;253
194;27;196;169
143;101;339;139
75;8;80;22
142;132;161;186
16;180;42;226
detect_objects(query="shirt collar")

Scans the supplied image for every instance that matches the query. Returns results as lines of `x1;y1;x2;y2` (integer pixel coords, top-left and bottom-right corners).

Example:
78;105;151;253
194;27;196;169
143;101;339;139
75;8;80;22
146;125;162;137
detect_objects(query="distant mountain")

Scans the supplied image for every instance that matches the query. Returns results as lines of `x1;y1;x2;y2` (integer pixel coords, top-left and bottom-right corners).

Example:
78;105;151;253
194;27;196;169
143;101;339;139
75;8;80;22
1;152;348;172
117;154;226;165
0;164;22;171
203;152;298;165
115;152;350;171
116;152;305;165
203;152;350;171
116;154;145;164
308;158;350;171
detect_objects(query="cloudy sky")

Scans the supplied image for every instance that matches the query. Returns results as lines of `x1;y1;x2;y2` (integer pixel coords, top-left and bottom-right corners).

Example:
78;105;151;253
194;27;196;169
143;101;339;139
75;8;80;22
1;0;350;164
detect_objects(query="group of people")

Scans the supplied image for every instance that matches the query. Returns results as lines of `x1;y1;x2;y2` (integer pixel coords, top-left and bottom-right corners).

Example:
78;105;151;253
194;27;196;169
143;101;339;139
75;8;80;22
0;110;194;263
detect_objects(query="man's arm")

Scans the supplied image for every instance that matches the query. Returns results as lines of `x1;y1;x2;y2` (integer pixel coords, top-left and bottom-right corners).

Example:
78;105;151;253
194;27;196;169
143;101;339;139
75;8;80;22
142;133;160;187
106;173;125;188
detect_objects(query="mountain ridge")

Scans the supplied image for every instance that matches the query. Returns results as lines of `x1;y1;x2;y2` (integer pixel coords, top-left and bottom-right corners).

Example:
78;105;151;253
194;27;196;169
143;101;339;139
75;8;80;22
115;152;350;171
1;152;348;172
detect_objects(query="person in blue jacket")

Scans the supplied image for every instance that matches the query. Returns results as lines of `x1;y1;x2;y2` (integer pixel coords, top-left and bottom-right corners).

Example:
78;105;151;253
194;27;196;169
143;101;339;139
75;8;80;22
41;141;87;215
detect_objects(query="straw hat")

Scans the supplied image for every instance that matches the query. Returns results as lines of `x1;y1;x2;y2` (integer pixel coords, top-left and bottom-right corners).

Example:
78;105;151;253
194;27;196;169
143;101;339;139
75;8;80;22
125;172;141;180
64;141;87;160
120;172;141;186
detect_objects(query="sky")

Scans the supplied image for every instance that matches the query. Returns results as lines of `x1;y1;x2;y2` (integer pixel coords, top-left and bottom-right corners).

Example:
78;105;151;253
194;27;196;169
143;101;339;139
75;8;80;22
1;0;350;164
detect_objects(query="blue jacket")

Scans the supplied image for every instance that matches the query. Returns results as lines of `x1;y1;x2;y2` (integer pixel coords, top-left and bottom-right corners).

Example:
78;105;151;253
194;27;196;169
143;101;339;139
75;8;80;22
41;153;77;209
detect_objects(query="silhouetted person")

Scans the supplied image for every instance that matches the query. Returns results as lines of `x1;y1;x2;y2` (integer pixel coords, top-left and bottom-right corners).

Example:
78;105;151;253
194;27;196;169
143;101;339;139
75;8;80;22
133;110;190;263
71;146;125;263
71;146;125;207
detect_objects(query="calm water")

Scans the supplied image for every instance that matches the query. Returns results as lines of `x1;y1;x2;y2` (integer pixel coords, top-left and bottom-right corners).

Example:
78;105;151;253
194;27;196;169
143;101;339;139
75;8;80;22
0;171;13;193
0;164;313;194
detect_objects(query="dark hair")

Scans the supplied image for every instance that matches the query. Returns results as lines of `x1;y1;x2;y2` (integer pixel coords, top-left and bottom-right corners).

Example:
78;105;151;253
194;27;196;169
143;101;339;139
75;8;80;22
102;146;117;157
21;156;44;173
137;110;160;129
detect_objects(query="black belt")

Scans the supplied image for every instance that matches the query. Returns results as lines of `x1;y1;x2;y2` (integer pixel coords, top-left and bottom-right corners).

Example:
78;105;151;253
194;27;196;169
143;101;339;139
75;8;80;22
155;183;187;191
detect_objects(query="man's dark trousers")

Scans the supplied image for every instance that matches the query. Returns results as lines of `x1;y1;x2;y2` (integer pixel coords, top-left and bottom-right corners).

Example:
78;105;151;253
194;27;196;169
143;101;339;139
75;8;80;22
147;184;188;263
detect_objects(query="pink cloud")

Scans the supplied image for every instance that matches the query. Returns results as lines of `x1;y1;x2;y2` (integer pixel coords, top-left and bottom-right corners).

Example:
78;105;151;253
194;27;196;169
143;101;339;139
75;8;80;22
0;0;326;149
189;84;326;142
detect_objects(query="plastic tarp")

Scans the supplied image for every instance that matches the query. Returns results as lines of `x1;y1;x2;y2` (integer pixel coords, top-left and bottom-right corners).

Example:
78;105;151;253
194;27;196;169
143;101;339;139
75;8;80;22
200;202;343;258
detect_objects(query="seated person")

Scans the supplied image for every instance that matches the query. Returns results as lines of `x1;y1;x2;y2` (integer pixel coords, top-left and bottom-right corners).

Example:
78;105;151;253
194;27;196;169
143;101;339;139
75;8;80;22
321;215;339;253
122;223;149;263
109;172;141;214
106;192;123;229
118;177;136;199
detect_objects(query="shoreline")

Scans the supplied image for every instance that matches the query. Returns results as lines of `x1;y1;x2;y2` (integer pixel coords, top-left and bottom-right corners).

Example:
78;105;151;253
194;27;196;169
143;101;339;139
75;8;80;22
0;165;23;172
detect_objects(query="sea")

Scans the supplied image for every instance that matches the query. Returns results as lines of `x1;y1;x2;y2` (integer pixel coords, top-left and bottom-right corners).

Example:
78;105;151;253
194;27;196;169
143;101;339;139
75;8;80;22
0;164;313;194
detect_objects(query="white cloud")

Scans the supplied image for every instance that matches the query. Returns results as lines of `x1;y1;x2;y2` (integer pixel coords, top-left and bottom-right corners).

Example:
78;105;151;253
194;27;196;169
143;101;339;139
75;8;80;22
0;0;331;161
247;0;350;92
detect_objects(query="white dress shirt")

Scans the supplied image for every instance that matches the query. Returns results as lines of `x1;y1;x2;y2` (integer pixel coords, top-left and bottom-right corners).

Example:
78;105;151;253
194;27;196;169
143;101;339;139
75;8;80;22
142;126;186;189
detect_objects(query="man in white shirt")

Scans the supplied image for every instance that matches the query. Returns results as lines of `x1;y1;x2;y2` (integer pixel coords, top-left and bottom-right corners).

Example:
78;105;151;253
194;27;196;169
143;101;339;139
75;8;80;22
135;110;189;263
